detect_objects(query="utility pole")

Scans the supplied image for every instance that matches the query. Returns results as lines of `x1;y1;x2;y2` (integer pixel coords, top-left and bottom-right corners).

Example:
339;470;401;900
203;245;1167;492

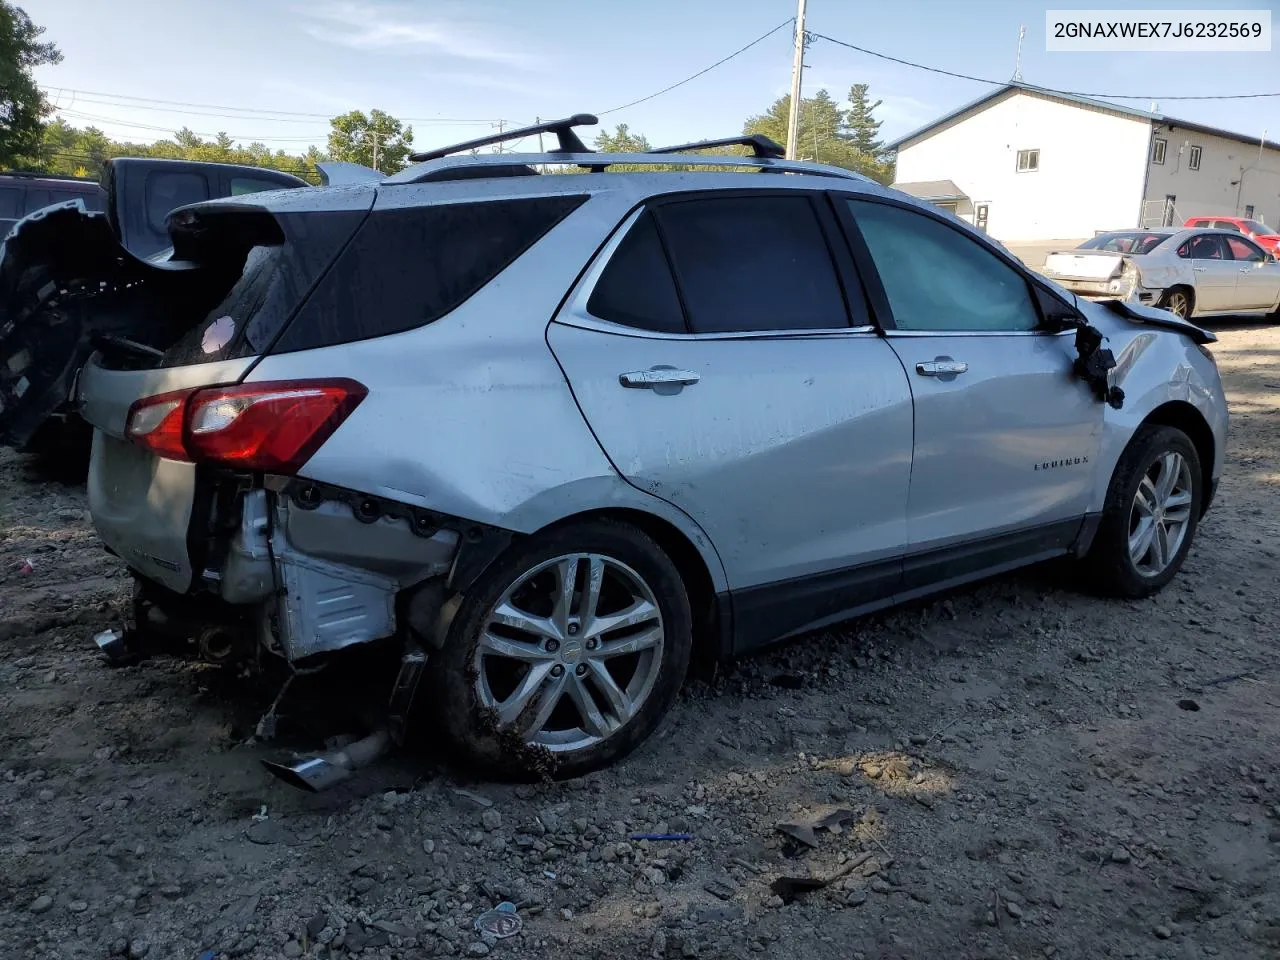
1013;24;1025;81
366;127;380;172
785;0;808;161
535;117;545;154
492;120;507;154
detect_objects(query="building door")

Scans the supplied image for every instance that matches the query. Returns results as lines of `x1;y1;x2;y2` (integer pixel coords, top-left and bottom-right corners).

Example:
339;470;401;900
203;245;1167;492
975;203;990;233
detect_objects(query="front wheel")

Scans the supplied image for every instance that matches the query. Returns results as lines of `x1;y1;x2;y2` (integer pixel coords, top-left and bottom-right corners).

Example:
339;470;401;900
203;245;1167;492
1084;425;1202;598
423;519;692;780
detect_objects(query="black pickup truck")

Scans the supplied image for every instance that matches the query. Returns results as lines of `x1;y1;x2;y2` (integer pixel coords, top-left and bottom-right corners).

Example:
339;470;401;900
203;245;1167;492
0;158;312;468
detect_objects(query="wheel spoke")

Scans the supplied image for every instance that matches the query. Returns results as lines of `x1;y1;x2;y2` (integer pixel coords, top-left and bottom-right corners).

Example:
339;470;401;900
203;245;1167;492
566;673;613;738
490;601;559;642
579;556;605;632
584;599;659;640
1155;453;1182;502
522;671;569;734
551;557;578;635
1129;516;1156;564
587;659;636;723
1134;477;1158;517
1152;521;1171;569
478;631;555;663
496;661;556;726
597;625;661;658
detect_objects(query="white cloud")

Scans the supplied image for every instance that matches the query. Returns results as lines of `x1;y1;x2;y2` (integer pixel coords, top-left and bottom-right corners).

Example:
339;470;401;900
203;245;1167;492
298;2;536;67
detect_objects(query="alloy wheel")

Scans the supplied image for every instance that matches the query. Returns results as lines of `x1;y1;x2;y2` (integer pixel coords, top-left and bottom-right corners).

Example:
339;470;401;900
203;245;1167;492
1128;451;1195;576
473;553;665;753
1165;291;1190;318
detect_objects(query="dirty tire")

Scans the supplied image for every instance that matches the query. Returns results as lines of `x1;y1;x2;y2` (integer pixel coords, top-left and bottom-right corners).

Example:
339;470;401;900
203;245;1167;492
423;518;692;781
1158;287;1194;319
1084;424;1202;598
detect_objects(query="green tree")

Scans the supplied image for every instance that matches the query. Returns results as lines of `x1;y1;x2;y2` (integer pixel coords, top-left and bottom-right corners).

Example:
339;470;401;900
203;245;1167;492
845;84;885;159
593;123;651;153
744;87;894;184
0;2;61;168
327;109;413;172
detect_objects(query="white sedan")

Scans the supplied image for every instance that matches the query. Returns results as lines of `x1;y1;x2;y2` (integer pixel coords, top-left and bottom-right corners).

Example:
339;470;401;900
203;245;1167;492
1043;227;1280;320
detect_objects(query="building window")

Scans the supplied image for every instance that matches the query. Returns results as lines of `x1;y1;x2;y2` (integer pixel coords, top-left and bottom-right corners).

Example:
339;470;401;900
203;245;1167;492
1244;204;1255;219
1016;149;1039;172
1152;138;1167;164
1188;145;1202;171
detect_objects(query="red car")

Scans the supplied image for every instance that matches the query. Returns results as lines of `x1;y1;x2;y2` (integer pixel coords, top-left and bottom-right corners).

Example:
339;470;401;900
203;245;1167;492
1183;216;1280;255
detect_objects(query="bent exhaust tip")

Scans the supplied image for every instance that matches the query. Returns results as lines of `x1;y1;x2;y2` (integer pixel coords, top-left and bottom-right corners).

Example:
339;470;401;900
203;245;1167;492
261;757;352;793
260;728;391;793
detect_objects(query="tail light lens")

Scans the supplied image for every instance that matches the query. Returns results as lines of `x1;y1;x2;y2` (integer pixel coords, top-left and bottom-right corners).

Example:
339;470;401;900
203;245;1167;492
125;378;366;473
124;389;191;461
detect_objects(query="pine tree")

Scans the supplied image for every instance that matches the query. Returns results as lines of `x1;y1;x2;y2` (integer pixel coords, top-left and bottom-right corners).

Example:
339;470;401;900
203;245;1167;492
844;84;885;160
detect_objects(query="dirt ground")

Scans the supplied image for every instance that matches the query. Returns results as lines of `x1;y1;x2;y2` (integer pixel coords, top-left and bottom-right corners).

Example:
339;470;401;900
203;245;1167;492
1;323;1278;960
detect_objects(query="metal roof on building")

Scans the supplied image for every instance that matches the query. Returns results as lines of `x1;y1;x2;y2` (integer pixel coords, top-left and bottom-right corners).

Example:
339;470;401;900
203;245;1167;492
887;82;1280;154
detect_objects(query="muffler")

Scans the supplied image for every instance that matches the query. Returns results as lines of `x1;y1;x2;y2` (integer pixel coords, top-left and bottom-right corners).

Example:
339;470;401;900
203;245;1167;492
260;729;391;793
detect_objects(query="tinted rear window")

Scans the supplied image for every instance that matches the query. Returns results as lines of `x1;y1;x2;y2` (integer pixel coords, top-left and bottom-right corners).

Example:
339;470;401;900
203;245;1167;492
159;210;369;367
272;195;587;354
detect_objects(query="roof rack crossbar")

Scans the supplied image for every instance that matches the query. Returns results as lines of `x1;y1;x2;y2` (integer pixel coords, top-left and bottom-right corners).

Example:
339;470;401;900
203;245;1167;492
408;114;598;163
646;134;785;159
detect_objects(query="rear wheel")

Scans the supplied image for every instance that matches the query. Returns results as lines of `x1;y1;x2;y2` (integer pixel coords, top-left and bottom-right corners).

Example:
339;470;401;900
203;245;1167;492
1159;287;1194;319
1085;425;1202;598
424;519;692;780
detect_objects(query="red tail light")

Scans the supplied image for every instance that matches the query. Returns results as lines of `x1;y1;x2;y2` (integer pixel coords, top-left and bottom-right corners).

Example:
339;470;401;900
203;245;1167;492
125;378;366;473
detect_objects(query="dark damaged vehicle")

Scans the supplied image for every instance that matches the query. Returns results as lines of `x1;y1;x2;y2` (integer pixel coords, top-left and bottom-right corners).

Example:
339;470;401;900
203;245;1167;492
0;117;1229;785
0;157;309;458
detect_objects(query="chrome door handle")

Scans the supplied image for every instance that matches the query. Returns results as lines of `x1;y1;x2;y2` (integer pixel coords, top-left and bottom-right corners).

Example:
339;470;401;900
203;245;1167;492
915;359;968;377
1192;266;1207;272
619;367;701;389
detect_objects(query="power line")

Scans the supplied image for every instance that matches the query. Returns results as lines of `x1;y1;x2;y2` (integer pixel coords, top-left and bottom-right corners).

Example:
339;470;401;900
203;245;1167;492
41;85;506;123
597;18;795;116
53;108;331;142
811;32;1280;101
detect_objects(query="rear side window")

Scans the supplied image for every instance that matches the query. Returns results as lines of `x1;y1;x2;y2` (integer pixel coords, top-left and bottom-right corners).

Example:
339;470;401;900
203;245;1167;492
0;186;19;219
48;187;104;211
655;195;852;333
274;195;587;353
1182;234;1228;259
587;211;686;334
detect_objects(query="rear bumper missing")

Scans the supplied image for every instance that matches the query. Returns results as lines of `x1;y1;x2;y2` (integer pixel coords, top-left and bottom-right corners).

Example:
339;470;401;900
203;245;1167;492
198;478;515;663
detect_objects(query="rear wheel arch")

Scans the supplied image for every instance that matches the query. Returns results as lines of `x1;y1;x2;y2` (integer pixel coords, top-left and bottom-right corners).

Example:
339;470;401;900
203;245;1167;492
1140;401;1215;515
1158;285;1194;318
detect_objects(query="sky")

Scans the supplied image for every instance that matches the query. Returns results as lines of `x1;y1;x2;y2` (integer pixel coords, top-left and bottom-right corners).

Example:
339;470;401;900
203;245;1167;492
22;0;1280;159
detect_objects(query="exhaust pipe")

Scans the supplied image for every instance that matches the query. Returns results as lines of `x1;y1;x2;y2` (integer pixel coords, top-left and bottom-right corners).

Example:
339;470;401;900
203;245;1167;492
260;729;391;793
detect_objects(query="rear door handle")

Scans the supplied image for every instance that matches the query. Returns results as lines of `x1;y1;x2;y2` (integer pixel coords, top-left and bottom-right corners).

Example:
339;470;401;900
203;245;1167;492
915;359;968;377
619;367;701;389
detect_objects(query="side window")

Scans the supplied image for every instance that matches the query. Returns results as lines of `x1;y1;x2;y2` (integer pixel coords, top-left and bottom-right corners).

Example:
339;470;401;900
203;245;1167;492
146;171;211;234
587;211;686;334
22;188;52;214
654;195;854;334
847;198;1039;332
1186;234;1227;260
1213;220;1241;232
275;195;588;353
1225;236;1266;262
231;177;289;196
0;186;21;219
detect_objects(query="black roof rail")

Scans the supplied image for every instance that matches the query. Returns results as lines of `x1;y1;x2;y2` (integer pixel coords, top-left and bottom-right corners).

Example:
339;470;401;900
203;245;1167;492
408;114;598;163
0;169;100;183
646;133;784;159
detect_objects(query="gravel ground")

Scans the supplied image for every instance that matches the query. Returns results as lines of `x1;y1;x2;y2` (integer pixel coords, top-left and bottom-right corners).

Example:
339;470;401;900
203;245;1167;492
1;323;1278;960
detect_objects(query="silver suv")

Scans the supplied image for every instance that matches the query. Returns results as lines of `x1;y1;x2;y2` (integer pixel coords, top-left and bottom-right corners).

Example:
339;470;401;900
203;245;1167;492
0;116;1228;781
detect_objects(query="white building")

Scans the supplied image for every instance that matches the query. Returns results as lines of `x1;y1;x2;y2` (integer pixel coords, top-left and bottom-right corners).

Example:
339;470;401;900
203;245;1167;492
888;82;1280;244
